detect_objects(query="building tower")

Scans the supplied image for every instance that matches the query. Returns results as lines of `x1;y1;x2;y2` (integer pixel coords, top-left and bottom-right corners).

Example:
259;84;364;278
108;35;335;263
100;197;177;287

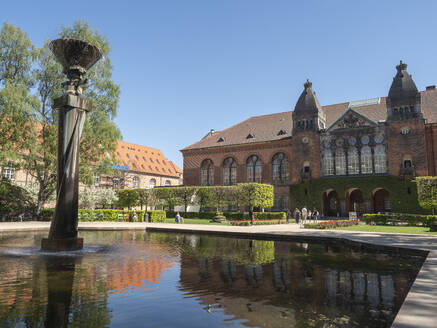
292;79;326;133
386;61;422;122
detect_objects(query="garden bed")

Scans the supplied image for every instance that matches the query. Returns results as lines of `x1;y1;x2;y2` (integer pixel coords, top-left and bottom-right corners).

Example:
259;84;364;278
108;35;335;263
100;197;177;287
304;219;359;229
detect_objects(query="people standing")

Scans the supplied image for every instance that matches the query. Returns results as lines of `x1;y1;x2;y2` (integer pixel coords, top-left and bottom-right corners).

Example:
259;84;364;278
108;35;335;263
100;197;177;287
294;208;301;225
175;212;180;223
132;209;138;222
301;207;308;225
249;208;255;225
286;209;291;224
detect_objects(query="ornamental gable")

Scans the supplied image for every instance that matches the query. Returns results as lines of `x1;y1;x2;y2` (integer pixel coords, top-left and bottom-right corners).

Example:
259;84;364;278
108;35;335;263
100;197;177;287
327;108;377;132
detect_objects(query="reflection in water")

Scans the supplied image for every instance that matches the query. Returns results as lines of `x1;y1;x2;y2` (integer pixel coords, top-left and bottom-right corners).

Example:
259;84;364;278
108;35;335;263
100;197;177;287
0;231;425;328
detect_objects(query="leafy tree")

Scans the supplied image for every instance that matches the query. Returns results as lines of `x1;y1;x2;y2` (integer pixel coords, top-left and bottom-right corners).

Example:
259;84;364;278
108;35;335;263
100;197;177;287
79;186;118;209
0;180;36;220
174;186;198;213
236;183;274;211
195;187;213;211
416;177;437;211
210;186;234;213
137;188;156;210
116;189;139;209
0;21;122;213
153;187;180;210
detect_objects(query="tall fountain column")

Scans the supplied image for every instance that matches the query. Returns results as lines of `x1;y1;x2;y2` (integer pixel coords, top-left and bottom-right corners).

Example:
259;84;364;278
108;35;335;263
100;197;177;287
41;39;103;251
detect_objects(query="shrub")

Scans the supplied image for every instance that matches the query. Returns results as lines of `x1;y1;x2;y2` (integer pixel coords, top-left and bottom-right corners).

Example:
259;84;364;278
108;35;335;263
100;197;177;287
41;208;55;221
77;209;165;223
230;218;288;226
304;219;359;229
166;211;286;221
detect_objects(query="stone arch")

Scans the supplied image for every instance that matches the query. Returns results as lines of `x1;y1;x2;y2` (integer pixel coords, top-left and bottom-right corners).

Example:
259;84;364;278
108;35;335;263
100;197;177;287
346;188;364;214
371;188;390;213
322;189;340;217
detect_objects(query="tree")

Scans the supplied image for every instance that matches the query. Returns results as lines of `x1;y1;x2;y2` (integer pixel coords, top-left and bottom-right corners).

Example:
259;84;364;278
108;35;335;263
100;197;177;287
210;186;234;213
137;188;156;210
195;187;213;211
0;180;36;220
0;22;39;163
79;187;118;209
174;187;198;213
0;21;122;213
153;187;180;210
236;183;274;211
116;189;139;209
416;177;437;211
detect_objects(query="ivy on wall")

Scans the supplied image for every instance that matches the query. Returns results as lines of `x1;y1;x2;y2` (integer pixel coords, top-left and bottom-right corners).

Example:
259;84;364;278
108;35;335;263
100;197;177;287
289;176;429;215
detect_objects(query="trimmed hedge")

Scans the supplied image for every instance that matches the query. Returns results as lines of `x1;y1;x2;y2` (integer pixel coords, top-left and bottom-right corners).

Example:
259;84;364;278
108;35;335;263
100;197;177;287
304;219;359;229
76;209;166;223
231;219;288;226
166;211;286;221
363;213;437;227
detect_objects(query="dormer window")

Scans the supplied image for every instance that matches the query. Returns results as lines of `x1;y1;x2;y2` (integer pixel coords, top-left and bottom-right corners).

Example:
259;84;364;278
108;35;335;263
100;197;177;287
217;137;225;143
246;133;254;139
277;130;287;136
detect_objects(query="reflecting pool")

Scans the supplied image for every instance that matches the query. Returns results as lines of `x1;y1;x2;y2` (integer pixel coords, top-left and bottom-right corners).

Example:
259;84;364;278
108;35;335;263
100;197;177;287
0;231;425;327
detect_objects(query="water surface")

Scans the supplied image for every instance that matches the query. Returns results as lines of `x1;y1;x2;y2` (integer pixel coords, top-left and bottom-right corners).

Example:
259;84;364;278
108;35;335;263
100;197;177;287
0;231;425;327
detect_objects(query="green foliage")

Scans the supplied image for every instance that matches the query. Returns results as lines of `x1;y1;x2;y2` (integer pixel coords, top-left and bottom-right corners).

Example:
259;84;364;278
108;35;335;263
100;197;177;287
153;187;180;209
416;176;437;210
0;180;36;220
290;176;429;215
79;186;118;209
363;213;437;227
230;219;288;226
116;189;140;209
196;187;213;210
236;183;274;209
304;219;359;229
166;211;286;220
77;209;165;222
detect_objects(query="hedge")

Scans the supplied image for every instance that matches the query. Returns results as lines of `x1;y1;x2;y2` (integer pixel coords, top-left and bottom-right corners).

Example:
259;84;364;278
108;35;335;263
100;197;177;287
166;211;286;221
304;219;359;229
363;213;437;227
38;209;166;223
231;219;289;226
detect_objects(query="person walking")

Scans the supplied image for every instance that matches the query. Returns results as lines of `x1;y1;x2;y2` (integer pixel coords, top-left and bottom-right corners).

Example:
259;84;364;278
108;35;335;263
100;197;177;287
175;212;180;223
286;209;291;224
294;208;301;225
301;207;308;225
249;208;255;225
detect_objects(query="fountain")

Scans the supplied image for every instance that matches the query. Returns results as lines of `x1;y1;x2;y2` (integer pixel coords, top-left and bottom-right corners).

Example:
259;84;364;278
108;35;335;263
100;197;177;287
41;39;104;251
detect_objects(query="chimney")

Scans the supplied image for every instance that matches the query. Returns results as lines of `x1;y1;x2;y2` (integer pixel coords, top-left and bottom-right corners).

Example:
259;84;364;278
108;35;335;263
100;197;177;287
426;85;436;91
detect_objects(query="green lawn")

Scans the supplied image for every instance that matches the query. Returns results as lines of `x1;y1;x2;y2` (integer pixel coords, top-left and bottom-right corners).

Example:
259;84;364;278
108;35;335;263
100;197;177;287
334;225;437;235
163;218;227;225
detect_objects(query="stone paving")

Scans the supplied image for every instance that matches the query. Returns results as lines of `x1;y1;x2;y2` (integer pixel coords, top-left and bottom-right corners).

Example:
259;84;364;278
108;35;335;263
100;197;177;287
1;221;436;327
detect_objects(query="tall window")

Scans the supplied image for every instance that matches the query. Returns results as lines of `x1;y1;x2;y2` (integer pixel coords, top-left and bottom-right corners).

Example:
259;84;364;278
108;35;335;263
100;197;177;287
272;153;289;185
348;147;359;174
335;148;346;175
133;176;139;188
223;158;237;185
165;180;171;186
113;177;120;189
149;178;156;188
93;173;100;187
246;155;262;182
361;146;373;174
374;145;387;173
200;159;214;186
322;150;334;175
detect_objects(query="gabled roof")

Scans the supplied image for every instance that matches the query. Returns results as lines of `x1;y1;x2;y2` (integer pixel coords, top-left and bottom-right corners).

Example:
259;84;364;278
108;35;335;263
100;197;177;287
182;88;437;151
326;107;377;132
116;140;182;177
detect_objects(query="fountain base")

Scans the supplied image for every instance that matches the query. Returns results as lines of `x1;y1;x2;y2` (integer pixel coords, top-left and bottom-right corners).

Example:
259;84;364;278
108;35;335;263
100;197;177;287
41;237;83;251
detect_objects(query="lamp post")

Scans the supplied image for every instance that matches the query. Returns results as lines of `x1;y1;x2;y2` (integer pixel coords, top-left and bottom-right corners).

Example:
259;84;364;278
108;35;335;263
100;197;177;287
41;39;103;251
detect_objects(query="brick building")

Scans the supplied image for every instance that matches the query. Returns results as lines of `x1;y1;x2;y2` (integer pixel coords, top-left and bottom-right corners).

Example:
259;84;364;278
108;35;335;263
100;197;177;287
1;140;182;191
181;61;437;216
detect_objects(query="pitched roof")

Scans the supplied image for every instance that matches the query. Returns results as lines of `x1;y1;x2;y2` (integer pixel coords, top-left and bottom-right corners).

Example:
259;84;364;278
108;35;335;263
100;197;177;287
182;88;437;151
115;140;182;177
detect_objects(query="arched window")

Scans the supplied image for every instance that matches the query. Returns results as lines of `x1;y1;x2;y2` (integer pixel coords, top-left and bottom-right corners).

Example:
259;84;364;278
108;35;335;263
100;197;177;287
223;157;237;185
113;177;120;189
200;159;214;186
272;153;289;185
149;178;156;188
335;148;346;175
403;154;413;168
133;176;139;188
348;147;359;174
246;155;262;182
361;146;373;174
374;145;387;173
165;180;171;186
322;150;334;175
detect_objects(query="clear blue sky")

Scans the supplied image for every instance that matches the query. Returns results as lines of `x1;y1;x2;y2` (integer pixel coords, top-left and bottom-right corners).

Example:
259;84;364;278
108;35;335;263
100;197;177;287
2;1;437;167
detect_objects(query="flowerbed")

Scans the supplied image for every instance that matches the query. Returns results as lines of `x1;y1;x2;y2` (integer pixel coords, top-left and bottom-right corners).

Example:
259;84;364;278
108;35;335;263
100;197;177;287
304;219;359;229
230;218;288;226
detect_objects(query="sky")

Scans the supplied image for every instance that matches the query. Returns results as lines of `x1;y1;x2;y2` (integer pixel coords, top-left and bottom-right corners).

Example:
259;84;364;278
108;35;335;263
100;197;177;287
2;1;437;168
